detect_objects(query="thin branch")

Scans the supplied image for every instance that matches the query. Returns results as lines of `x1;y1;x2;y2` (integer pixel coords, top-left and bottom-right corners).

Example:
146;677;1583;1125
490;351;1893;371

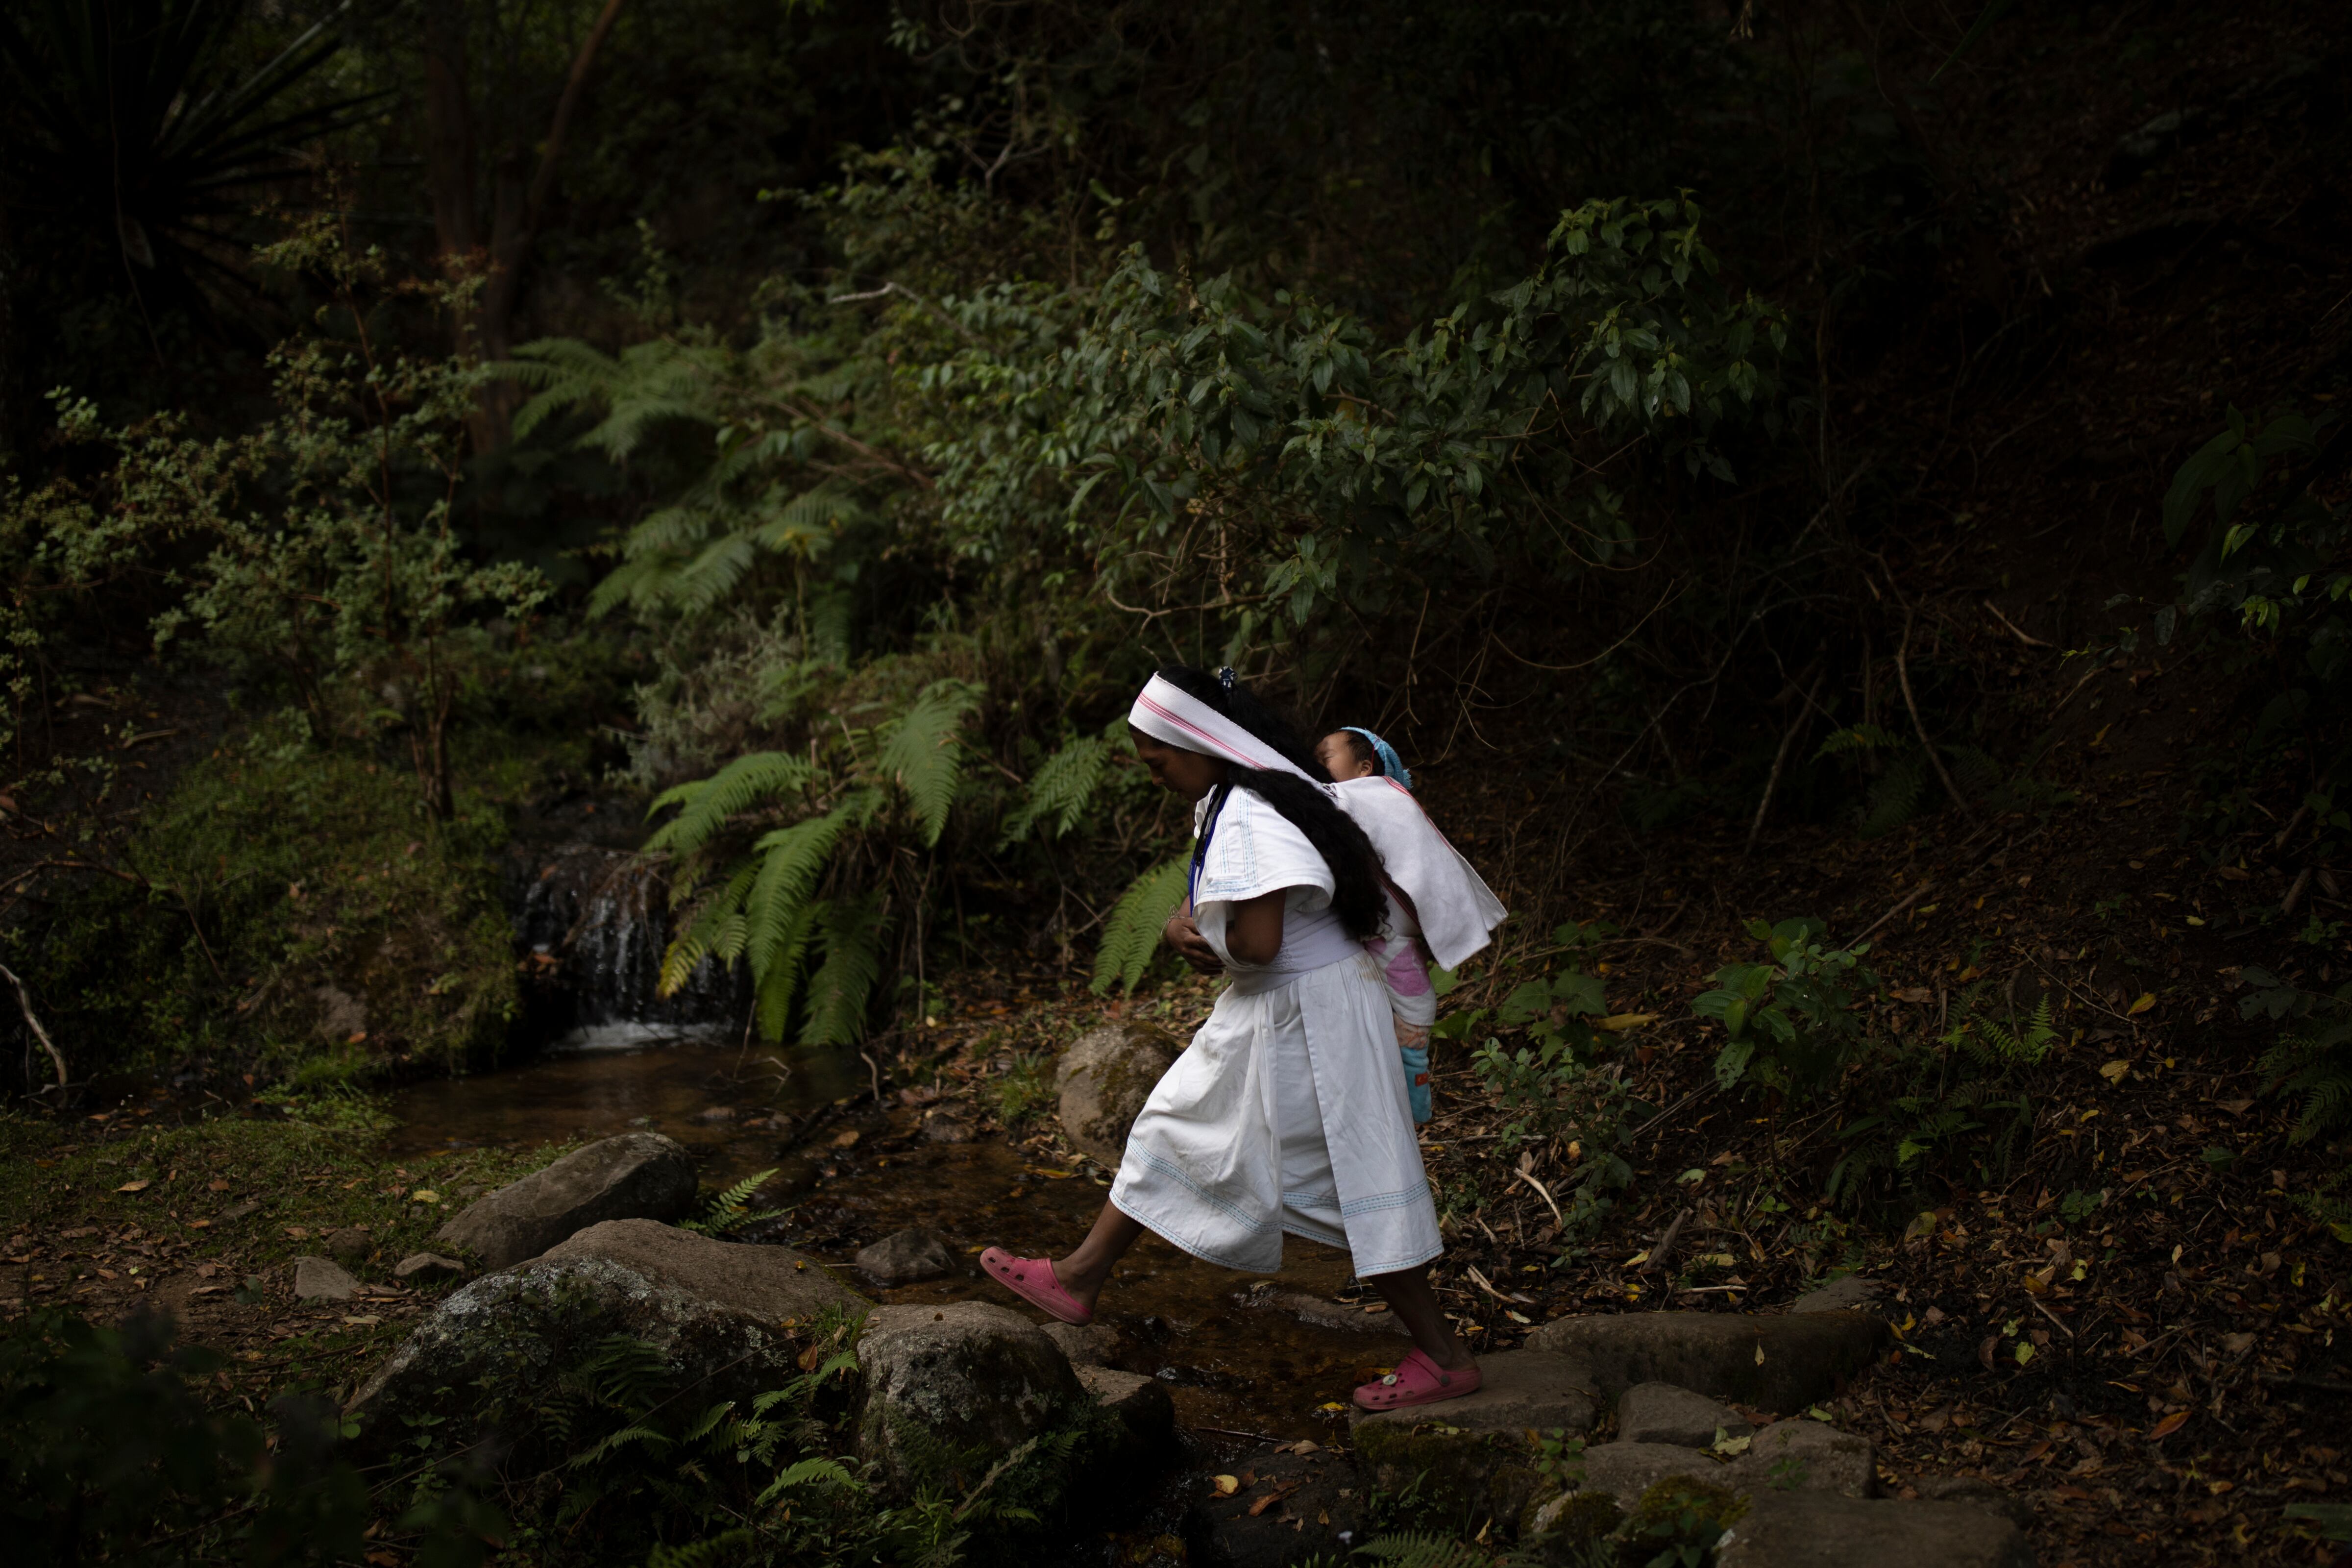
1747;669;1827;854
0;961;67;1093
1897;607;1979;823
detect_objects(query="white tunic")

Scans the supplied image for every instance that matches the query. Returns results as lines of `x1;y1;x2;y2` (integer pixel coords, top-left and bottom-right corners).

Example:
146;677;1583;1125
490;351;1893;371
1109;786;1444;1278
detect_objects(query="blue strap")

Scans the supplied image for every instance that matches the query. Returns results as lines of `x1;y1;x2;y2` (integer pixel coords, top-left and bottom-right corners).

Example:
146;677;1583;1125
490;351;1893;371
1341;727;1413;789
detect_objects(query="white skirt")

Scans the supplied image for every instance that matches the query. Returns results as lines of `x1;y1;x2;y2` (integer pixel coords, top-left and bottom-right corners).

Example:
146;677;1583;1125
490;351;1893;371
1110;951;1444;1278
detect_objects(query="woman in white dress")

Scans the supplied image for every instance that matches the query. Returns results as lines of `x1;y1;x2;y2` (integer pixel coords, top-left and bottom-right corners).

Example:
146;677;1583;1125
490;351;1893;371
981;666;1481;1410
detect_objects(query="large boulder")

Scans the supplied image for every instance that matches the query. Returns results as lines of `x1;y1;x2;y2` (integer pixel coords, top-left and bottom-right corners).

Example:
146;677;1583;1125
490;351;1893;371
434;1132;698;1268
1523;1311;1891;1415
1351;1349;1598;1441
536;1219;870;1322
1714;1492;2036;1568
854;1301;1090;1492
1055;1022;1184;1166
1075;1365;1176;1463
345;1246;857;1468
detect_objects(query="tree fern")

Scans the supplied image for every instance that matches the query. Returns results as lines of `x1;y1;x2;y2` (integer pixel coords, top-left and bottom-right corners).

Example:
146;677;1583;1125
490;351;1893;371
878;680;982;847
1000;734;1110;846
803;896;887;1046
1091;857;1190;994
646;751;816;857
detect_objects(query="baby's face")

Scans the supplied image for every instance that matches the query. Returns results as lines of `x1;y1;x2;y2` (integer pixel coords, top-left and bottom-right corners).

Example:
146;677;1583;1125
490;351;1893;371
1316;731;1377;782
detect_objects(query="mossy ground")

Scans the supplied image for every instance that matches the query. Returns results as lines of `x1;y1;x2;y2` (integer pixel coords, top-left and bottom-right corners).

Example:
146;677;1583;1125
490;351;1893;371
0;1110;558;1412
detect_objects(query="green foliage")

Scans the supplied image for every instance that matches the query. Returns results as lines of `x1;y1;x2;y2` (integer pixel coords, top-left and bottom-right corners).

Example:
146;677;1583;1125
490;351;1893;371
1351;1533;1499;1568
683;1169;791;1237
2243;967;2352;1145
39;216;547;816
989;1051;1057;1127
1089;857;1190;994
1622;1477;1745;1568
1451;925;1634;1233
0;1307;500;1566
878;680;984;848
24;719;517;1085
1693;918;1877;1094
999;729;1118;846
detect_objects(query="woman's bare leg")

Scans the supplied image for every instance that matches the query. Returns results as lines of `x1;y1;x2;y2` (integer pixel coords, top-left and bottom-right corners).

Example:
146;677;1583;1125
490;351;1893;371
1368;1264;1477;1372
1051;1201;1147;1313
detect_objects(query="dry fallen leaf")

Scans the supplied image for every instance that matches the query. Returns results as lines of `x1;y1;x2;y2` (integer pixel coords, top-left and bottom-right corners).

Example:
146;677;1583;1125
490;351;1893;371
116;1179;150;1194
2127;993;2156;1016
831;1130;861;1149
1891;987;1934;1004
2147;1411;2190;1441
2099;1060;2132;1084
1211;1474;1240;1496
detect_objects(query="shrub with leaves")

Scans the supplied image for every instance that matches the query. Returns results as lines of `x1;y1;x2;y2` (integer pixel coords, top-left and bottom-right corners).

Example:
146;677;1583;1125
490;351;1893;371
1693;917;1877;1094
2243;966;2352;1144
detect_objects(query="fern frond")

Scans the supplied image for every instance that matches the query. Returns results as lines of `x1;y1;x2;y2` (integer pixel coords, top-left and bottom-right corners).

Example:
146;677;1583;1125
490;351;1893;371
754;1456;857;1506
876;680;983;848
1090;857;1190;994
645;1528;756;1568
644;751;817;857
999;735;1109;846
752;900;821;1041
1813;722;1903;760
743;804;861;972
1352;1531;1496;1568
802;896;887;1046
1859;753;1926;839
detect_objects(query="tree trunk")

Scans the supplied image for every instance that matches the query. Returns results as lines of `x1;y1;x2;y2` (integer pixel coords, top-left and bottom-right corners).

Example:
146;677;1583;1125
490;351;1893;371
422;0;477;264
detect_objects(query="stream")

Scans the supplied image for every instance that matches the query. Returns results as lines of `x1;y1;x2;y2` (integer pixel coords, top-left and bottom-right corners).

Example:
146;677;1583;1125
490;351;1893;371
383;829;1413;1446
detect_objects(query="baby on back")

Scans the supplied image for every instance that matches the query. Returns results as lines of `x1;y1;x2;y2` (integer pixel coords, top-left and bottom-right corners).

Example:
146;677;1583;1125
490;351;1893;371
1316;726;1442;1120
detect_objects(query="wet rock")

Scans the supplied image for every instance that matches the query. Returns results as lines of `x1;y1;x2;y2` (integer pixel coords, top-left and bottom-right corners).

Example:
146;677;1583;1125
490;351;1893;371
923;1111;974;1143
535;1219;869;1321
1909;1476;2034;1531
1185;1447;1367;1568
393;1252;466;1283
855;1226;956;1286
1715;1492;2035;1568
1790;1275;1882;1315
1618;1382;1753;1448
1243;1282;1408;1336
435;1132;698;1268
1351;1349;1598;1440
293;1256;360;1300
1055;1021;1184;1166
323;1226;372;1262
1523;1311;1890;1414
1722;1420;1876;1498
1522;1487;1624;1546
1576;1441;1724;1507
854;1301;1089;1493
1076;1364;1176;1457
1042;1320;1122;1367
346;1253;811;1468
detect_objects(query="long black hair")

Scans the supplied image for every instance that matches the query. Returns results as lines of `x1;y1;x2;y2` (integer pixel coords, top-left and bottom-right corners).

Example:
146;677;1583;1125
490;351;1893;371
1157;665;1386;940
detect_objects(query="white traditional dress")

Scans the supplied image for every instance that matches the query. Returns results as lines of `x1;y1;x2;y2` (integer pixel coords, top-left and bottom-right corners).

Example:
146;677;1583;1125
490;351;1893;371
1108;782;1444;1279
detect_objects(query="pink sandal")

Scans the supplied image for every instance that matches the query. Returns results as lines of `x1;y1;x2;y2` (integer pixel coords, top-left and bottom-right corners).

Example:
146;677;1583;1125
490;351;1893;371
978;1248;1094;1325
1353;1348;1482;1411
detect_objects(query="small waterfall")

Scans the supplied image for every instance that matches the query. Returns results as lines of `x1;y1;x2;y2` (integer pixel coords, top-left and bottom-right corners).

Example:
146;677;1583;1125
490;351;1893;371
509;846;747;1050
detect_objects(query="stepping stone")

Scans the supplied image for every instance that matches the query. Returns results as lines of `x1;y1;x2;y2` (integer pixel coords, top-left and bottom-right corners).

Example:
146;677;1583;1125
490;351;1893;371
534;1219;868;1320
854;1300;1084;1492
1790;1275;1883;1314
855;1226;956;1286
1242;1283;1408;1336
293;1256;359;1300
1348;1349;1599;1438
1715;1491;2035;1568
1619;1382;1753;1447
1575;1441;1727;1507
1524;1310;1891;1414
1722;1419;1876;1498
1042;1320;1121;1367
435;1132;698;1269
1076;1364;1176;1458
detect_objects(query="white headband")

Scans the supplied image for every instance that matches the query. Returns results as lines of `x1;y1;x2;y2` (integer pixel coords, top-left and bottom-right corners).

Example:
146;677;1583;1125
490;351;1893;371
1128;674;1327;790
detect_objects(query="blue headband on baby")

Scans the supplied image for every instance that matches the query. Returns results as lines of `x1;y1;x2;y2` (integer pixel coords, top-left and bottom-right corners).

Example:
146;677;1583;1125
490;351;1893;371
1341;726;1412;789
